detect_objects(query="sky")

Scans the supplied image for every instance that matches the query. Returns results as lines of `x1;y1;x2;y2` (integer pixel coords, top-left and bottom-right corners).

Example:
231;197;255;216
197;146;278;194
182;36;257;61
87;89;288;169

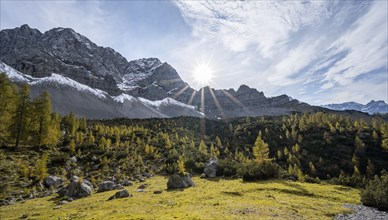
1;0;387;105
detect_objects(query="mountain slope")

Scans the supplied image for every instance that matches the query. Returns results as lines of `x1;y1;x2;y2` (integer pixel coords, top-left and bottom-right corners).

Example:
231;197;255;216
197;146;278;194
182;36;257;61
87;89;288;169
0;62;203;119
322;101;388;115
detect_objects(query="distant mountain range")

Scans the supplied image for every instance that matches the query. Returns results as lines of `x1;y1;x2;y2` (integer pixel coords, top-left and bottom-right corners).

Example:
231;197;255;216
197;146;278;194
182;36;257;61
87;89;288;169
322;101;388;115
0;24;372;119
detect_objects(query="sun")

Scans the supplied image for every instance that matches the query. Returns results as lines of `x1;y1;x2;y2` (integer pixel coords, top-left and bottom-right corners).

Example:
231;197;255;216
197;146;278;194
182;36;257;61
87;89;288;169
193;64;214;86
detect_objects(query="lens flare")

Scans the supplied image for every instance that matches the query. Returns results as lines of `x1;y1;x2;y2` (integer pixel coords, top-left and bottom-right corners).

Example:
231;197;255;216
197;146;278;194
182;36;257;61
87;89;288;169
193;64;214;86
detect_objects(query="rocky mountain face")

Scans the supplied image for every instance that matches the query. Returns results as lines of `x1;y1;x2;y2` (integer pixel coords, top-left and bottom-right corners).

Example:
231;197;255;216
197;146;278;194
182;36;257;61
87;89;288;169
322;101;388;115
1;25;319;119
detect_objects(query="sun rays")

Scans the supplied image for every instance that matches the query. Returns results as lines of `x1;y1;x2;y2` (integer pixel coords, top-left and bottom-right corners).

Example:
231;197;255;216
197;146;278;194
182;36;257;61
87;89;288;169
193;64;214;86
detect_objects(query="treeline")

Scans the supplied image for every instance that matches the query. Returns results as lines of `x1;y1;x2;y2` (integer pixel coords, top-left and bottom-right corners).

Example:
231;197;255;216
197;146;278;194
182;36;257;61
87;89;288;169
0;73;61;148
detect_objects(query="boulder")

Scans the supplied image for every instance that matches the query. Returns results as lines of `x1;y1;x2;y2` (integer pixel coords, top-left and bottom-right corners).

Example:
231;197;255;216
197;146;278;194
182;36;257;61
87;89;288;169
204;158;218;178
97;181;123;193
122;179;133;186
167;173;195;189
69;156;77;163
45;176;64;188
108;189;132;200
138;184;148;189
142;173;152;178
57;177;92;199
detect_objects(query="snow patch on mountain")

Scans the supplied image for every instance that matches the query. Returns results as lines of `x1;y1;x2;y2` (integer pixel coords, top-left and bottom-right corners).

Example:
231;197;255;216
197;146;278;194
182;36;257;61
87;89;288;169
0;62;33;82
31;74;107;99
1;62;107;99
113;94;137;103
138;97;196;110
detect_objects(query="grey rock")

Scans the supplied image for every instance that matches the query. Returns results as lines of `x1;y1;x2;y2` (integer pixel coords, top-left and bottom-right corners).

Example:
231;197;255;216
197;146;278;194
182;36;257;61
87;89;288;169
122;179;133;186
108;189;132;200
335;204;388;220
167;173;195;189
69;156;77;163
142;173;152;178
138;184;148;189
200;173;207;179
59;200;68;205
70;175;79;182
57;178;92;199
204;158;218;178
97;181;123;193
45;175;64;188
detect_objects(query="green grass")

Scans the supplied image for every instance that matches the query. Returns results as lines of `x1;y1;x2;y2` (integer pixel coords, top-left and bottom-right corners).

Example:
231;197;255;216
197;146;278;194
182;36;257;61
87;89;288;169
0;176;360;219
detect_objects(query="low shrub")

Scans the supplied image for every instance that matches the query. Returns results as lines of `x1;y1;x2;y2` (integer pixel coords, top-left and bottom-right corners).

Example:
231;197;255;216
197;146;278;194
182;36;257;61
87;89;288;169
218;158;239;177
237;160;279;181
329;174;367;188
361;172;388;210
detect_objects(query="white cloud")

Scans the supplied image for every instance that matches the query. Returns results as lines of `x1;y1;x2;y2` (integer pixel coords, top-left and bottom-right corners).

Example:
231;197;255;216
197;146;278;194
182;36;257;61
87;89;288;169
174;0;387;104
322;1;387;88
175;1;330;58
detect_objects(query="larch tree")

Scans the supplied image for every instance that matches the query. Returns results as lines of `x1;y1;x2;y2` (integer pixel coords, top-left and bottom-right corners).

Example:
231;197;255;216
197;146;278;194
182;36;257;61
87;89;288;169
252;132;269;163
0;73;17;145
33;91;52;147
11;84;31;148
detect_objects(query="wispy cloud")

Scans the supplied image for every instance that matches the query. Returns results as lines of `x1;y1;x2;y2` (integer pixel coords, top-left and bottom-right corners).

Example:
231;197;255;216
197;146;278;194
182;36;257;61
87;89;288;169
173;0;387;104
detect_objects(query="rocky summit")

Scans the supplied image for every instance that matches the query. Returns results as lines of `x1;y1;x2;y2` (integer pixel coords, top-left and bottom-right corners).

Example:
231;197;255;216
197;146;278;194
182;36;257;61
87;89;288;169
1;24;322;119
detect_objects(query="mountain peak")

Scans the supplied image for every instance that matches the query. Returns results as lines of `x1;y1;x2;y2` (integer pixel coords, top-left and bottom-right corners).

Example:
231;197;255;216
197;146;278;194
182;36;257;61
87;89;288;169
322;100;388;115
128;58;162;71
20;24;31;30
16;24;41;35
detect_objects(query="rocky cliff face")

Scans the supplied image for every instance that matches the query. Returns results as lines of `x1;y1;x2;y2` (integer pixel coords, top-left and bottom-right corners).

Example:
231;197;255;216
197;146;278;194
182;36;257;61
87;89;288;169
1;25;319;119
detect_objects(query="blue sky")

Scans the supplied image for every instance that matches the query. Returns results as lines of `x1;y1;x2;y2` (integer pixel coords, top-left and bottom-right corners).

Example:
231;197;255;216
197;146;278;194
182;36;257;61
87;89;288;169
1;0;387;105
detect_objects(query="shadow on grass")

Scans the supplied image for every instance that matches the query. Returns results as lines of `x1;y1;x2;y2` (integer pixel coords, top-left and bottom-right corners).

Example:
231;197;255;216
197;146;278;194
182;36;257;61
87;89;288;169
165;188;185;193
222;191;243;197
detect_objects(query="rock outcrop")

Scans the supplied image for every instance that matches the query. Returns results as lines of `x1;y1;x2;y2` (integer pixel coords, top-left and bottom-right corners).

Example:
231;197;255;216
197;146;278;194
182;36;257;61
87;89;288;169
97;181;124;193
108;189;132;200
167;173;195;189
45;176;64;188
204;158;219;178
57;176;92;199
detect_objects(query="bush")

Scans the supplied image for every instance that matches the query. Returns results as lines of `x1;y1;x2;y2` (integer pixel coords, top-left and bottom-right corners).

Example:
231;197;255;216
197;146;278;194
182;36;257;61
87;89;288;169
305;176;321;184
361;172;388;210
329;174;367;188
218;158;239;177
237;161;279;181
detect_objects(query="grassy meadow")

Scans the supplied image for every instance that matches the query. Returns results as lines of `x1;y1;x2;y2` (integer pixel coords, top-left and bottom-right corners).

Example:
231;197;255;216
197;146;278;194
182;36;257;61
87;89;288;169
0;176;360;220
